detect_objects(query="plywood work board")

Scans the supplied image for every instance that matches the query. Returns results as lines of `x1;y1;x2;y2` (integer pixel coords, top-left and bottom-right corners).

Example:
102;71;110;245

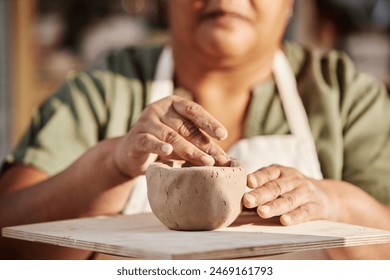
3;212;390;259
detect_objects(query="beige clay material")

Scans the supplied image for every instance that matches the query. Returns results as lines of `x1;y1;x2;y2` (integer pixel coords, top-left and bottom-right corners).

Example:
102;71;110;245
146;160;246;231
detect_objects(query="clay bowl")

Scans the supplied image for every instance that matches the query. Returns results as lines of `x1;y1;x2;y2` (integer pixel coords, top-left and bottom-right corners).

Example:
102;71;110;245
146;160;246;231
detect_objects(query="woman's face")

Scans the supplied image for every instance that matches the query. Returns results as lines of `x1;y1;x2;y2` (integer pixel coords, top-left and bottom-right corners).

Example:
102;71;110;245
169;0;292;61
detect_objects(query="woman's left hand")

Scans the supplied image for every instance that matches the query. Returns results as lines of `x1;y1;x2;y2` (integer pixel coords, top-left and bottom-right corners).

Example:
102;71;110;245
243;164;340;225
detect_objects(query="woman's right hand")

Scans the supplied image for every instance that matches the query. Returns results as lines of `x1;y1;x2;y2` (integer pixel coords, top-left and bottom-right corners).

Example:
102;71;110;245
114;95;231;179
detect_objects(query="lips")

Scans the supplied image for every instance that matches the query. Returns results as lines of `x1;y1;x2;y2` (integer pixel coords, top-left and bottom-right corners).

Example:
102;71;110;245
200;10;252;23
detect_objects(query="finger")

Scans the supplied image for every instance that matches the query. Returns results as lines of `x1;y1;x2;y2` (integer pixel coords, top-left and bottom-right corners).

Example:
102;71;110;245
247;164;303;189
160;129;215;166
243;177;297;208
157;126;216;166
280;203;322;226
134;133;173;156
136;118;216;165
161;109;230;166
172;97;228;140
247;165;282;189
256;185;309;218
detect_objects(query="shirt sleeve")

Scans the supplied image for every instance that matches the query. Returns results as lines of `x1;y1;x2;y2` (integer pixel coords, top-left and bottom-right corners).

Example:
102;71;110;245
0;46;160;177
0;46;162;218
1;71;107;175
339;53;390;204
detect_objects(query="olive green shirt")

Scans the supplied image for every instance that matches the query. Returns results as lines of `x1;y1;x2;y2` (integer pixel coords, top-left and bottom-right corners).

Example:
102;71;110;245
2;43;390;203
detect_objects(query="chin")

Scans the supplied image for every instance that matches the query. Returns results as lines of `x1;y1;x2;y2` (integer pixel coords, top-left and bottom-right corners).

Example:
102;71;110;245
195;22;257;62
197;33;255;62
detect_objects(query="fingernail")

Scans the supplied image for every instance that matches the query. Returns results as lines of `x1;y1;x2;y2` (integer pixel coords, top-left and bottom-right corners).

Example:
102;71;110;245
248;174;258;187
161;144;173;155
201;155;215;166
216;154;231;165
244;194;256;207
223;153;231;162
282;215;291;224
215;127;228;140
259;205;270;214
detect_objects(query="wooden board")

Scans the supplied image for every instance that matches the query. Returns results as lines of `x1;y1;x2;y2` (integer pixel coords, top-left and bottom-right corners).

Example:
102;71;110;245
3;212;390;259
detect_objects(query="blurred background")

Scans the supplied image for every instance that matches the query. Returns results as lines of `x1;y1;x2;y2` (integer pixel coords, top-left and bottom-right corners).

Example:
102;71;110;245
0;0;389;160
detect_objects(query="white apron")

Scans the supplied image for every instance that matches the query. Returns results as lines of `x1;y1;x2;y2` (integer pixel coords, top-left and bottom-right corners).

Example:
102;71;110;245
123;47;328;259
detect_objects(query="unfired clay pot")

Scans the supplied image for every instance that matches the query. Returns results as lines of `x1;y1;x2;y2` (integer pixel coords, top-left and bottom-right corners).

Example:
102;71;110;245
146;160;246;231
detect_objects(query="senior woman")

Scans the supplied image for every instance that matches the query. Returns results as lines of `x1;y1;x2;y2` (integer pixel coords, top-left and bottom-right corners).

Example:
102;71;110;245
1;0;390;259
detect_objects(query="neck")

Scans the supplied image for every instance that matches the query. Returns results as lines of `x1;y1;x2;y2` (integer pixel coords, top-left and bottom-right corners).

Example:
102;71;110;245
172;44;275;100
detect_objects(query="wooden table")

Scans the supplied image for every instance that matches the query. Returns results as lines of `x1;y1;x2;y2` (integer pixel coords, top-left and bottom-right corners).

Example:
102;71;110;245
3;212;390;259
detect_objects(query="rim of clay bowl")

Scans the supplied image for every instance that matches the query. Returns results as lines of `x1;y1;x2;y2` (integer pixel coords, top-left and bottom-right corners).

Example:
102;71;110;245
152;158;242;170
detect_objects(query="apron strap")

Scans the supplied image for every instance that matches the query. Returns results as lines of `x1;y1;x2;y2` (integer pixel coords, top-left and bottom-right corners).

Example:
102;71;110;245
272;50;322;179
125;46;174;214
149;46;174;104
